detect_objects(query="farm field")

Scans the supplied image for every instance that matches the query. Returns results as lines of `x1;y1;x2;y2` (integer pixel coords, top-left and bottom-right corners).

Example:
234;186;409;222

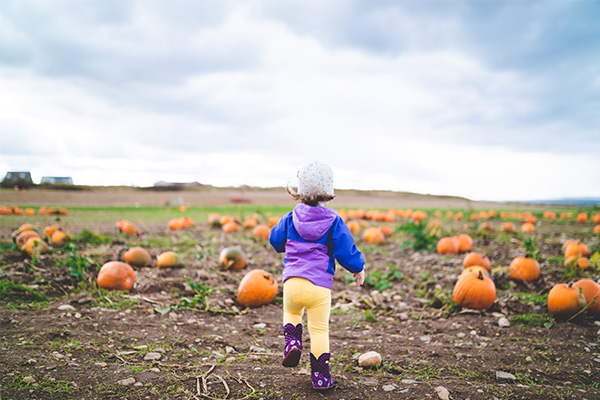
1;188;600;400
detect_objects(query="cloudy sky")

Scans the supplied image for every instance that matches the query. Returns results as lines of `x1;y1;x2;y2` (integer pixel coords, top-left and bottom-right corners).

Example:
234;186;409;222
1;0;599;202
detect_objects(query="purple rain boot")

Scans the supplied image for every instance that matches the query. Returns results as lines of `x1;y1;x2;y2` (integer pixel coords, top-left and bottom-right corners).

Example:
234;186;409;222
282;323;302;367
310;352;334;390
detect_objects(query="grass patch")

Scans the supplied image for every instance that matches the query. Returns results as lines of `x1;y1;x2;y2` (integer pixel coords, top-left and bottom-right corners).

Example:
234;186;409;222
0;280;49;309
74;229;112;245
88;287;139;309
511;313;554;328
511;292;548;305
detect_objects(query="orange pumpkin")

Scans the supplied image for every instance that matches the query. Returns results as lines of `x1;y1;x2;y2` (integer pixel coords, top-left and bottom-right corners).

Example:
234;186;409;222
208;212;222;228
156;251;184;269
460;266;491;278
97;261;136;291
543;210;557;220
219;247;247;271
237;269;278;308
524;214;537;224
16;230;41;248
452;270;496;310
509;256;540;282
168;218;184;231
268;216;281;228
346;220;360;234
243;218;258;230
500;222;516;233
50;230;70;246
43;225;59;240
564;256;589;270
24;208;35;216
572;279;600;315
547;282;586;320
520;222;535;233
117;220;138;236
11;223;35;242
564;241;590;258
594;225;600;234
411;210;427;222
479;222;494;232
592;213;600;224
123;247;153;268
462;252;491;271
363;227;385;245
576;213;588;223
252;225;271;240
457;234;472;253
436;237;459;255
22;237;49;257
222;221;240;234
380;225;393;237
180;217;194;228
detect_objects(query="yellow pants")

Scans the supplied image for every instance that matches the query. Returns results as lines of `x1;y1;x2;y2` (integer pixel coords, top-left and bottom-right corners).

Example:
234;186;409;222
283;277;331;358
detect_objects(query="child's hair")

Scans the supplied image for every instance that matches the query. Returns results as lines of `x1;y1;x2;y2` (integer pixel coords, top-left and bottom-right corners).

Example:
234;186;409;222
286;184;335;206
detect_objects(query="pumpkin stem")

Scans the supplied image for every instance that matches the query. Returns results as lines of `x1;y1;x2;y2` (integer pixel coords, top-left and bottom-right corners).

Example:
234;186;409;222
477;271;484;280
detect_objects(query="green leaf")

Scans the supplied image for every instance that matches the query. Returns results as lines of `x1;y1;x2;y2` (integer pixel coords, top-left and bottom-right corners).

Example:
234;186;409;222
154;306;171;315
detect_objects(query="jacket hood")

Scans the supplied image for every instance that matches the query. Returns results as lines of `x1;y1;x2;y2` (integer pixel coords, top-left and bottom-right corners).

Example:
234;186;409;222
292;203;338;241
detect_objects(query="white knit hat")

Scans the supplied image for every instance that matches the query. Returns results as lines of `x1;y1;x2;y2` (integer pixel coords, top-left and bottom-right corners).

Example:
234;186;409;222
297;161;334;196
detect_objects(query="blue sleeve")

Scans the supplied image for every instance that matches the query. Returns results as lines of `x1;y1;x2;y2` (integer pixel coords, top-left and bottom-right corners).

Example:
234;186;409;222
330;217;365;273
269;213;290;253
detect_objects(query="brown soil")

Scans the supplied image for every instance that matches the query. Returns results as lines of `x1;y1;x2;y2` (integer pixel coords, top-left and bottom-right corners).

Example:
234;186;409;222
1;189;599;400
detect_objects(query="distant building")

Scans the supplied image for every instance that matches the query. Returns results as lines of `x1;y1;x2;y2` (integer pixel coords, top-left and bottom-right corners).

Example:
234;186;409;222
40;176;74;185
1;171;34;188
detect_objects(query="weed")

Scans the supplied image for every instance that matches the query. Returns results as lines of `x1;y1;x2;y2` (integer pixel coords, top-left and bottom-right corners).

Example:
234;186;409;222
54;243;93;281
89;287;139;309
399;221;438;252
360;263;406;291
179;277;214;311
74;229;111;245
511;292;548;305
0;280;48;308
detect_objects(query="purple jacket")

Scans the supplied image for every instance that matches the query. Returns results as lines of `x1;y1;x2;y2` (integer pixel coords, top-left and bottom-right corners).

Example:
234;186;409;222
269;203;365;289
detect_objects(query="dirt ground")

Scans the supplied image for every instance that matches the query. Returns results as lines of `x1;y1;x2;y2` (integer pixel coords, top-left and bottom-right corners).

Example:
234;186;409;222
1;188;599;400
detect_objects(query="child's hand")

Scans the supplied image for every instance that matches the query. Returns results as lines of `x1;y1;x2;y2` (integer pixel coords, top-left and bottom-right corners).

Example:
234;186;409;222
353;270;365;286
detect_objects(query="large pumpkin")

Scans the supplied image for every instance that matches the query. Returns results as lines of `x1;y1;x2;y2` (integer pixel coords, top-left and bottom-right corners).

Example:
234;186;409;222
22;237;49;257
219;247;247;271
97;261;136;291
509;256;540;282
462;252;491;271
50;230;70;246
237;269;278;308
564;255;589;270
452;270;496;310
572;279;600;315
547;282;586;320
123;247;153;268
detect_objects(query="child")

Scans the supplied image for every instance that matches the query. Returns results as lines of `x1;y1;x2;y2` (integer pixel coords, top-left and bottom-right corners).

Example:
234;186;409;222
269;161;365;390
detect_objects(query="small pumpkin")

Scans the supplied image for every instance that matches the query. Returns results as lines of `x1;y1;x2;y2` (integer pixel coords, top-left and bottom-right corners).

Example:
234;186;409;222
411;210;427;222
380;225;393;237
576;213;588;223
16;230;41;248
592;213;600;224
479;222;494;233
219;247;247;271
252;225;271;240
436;236;459;255
222;221;240;234
11;223;35;242
117;220;138;236
346;220;360;234
457;233;472;253
243;218;258;230
452;270;496;310
547;282;586;320
237;269;278;308
500;222;516;233
460;266;491;278
572;279;600;315
543;210;557;219
43;225;59;240
462;252;491;271
520;222;535;233
157;251;184;269
208;212;222;228
268;216;281;228
594;225;600;234
25;208;35;216
50;230;70;246
22;237;49;257
168;218;184;231
509;256;540;282
363;227;385;245
563;242;590;258
97;261;136;291
123;247;153;268
564;255;589;270
180;217;194;228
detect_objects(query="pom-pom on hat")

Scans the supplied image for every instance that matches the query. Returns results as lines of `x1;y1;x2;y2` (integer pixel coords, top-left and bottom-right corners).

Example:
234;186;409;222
297;161;334;197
